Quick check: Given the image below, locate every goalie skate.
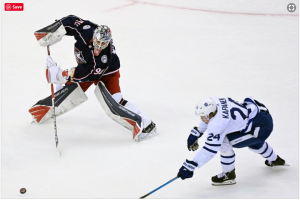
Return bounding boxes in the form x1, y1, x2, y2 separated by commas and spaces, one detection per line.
136, 121, 157, 142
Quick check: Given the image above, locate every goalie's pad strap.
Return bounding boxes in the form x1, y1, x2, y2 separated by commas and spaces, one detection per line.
94, 81, 143, 140
29, 83, 88, 123
119, 98, 128, 106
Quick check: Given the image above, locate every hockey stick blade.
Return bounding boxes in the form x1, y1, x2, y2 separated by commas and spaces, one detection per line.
56, 143, 62, 157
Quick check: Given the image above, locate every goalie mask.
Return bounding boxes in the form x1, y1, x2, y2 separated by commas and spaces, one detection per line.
195, 98, 217, 119
93, 25, 112, 56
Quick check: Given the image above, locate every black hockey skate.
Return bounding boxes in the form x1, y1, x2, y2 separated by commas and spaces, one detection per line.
265, 156, 286, 167
137, 122, 157, 141
142, 121, 156, 133
211, 169, 236, 186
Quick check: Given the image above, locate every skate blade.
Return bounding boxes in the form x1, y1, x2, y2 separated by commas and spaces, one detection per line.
212, 180, 236, 186
135, 129, 158, 142
271, 163, 290, 167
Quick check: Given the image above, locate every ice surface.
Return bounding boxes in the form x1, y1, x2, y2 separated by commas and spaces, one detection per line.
1, 0, 298, 199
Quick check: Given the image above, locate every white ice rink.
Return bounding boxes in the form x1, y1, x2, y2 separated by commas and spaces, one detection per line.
1, 0, 299, 199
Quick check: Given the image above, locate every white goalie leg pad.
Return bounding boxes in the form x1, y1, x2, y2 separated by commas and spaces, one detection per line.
113, 93, 157, 141
123, 101, 152, 128
112, 92, 152, 129
99, 92, 136, 132
124, 101, 157, 141
94, 82, 144, 140
29, 83, 88, 123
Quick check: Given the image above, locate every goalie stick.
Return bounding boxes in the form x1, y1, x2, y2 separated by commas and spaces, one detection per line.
47, 46, 62, 156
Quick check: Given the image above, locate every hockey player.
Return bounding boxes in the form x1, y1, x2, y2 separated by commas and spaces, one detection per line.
177, 96, 286, 185
29, 15, 156, 141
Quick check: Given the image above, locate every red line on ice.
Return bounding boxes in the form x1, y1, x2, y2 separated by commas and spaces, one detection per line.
106, 0, 298, 17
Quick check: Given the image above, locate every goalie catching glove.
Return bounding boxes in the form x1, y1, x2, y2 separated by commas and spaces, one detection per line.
187, 127, 203, 151
46, 55, 74, 84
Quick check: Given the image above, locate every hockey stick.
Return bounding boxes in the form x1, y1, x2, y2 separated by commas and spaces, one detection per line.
139, 177, 178, 199
47, 46, 62, 156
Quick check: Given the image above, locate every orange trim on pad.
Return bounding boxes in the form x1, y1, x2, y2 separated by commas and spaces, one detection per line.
124, 118, 141, 139
29, 105, 51, 123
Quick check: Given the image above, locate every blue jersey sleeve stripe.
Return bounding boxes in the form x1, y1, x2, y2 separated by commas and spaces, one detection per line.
221, 160, 235, 165
221, 154, 235, 158
203, 146, 217, 154
205, 142, 221, 147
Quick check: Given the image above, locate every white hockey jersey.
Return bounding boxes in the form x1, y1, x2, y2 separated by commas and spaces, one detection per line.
193, 96, 259, 168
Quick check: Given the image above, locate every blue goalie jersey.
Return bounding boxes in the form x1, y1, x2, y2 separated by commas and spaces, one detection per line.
60, 15, 120, 82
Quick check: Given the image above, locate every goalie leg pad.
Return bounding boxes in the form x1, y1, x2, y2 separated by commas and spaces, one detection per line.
29, 83, 88, 123
94, 81, 143, 140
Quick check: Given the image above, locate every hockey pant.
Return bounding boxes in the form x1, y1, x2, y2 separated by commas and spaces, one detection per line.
227, 110, 277, 162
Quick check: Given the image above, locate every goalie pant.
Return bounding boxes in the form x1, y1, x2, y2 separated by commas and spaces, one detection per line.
29, 71, 152, 138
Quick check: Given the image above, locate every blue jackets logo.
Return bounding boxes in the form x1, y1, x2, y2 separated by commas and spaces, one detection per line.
83, 25, 91, 30
101, 55, 108, 63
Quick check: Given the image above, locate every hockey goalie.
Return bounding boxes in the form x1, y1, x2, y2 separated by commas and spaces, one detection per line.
29, 15, 157, 141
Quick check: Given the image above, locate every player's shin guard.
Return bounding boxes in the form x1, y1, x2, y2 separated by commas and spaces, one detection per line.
248, 142, 277, 163
29, 83, 88, 123
220, 150, 235, 173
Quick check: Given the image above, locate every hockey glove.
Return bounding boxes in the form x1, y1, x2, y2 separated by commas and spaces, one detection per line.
46, 55, 69, 85
187, 127, 203, 151
177, 159, 198, 180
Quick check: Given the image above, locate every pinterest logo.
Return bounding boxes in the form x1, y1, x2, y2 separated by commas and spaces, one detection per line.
5, 4, 11, 10
4, 3, 23, 11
